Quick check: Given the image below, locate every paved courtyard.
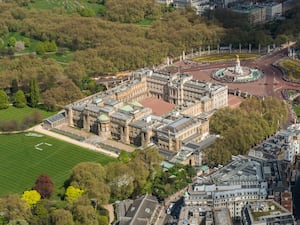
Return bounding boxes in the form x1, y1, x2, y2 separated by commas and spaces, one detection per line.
140, 97, 176, 116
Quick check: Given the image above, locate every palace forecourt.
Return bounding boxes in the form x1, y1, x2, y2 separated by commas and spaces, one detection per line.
44, 69, 228, 162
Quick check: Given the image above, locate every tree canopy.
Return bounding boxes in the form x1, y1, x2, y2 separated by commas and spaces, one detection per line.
205, 97, 289, 167
33, 174, 54, 199
14, 90, 27, 108
21, 190, 41, 207
70, 162, 110, 205
0, 90, 9, 109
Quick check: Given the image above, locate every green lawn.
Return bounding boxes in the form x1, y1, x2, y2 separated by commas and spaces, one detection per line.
4, 32, 39, 52
0, 106, 54, 123
293, 104, 300, 117
28, 0, 105, 15
193, 53, 262, 63
278, 58, 300, 81
41, 51, 73, 64
29, 0, 79, 11
0, 132, 116, 197
136, 18, 156, 27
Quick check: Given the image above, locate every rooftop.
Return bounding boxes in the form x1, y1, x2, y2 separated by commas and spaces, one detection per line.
214, 208, 232, 225
246, 200, 293, 222
210, 155, 263, 184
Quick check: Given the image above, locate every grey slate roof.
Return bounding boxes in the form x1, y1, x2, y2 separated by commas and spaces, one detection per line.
119, 194, 159, 225
44, 112, 66, 124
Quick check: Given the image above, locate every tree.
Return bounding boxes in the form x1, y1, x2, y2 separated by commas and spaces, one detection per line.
36, 43, 45, 55
64, 62, 86, 88
106, 162, 135, 200
7, 220, 28, 225
118, 150, 131, 163
8, 36, 17, 47
78, 8, 96, 17
51, 209, 74, 225
65, 186, 84, 202
72, 205, 99, 225
33, 174, 54, 199
23, 37, 30, 47
31, 201, 49, 225
41, 79, 84, 111
0, 194, 32, 222
205, 97, 289, 167
128, 158, 150, 194
15, 41, 25, 51
36, 41, 57, 54
134, 146, 163, 179
70, 162, 110, 204
14, 90, 27, 108
11, 79, 19, 94
0, 38, 4, 49
29, 78, 40, 108
99, 215, 109, 225
0, 89, 9, 109
21, 190, 41, 207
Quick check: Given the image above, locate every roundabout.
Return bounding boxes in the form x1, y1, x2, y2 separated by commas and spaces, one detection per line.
212, 55, 262, 83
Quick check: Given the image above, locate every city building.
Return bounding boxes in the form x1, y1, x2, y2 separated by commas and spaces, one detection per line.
281, 191, 293, 213
264, 2, 282, 20
116, 194, 160, 225
231, 4, 266, 24
184, 155, 268, 219
156, 0, 174, 5
241, 200, 295, 225
213, 0, 239, 8
249, 124, 300, 164
214, 208, 233, 225
173, 0, 212, 15
225, 2, 282, 24
48, 69, 227, 153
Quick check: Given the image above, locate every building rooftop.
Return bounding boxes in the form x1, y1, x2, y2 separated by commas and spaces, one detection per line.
98, 114, 109, 121
120, 105, 134, 112
119, 194, 159, 225
214, 208, 233, 225
210, 155, 263, 184
245, 200, 294, 223
44, 112, 65, 124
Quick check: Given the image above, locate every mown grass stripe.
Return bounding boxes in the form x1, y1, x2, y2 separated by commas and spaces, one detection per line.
0, 132, 116, 198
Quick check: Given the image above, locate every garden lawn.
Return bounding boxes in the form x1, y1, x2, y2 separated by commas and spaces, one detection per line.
0, 132, 115, 197
193, 53, 261, 63
278, 58, 300, 81
0, 106, 54, 123
293, 104, 300, 117
29, 0, 79, 10
29, 0, 105, 14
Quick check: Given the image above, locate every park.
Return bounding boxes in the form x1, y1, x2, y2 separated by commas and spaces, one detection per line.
0, 132, 115, 197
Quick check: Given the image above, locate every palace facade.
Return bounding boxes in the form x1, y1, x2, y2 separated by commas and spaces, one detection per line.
47, 69, 228, 152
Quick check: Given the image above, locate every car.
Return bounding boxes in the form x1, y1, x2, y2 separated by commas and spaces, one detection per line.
166, 203, 175, 215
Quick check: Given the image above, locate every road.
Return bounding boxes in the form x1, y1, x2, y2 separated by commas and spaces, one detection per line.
173, 48, 300, 99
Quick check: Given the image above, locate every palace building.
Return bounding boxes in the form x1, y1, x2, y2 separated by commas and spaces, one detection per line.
45, 69, 228, 153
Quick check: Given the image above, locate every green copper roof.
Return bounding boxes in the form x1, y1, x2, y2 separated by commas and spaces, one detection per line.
184, 191, 190, 198
130, 101, 143, 107
98, 114, 109, 121
120, 105, 134, 112
160, 161, 174, 169
201, 165, 209, 171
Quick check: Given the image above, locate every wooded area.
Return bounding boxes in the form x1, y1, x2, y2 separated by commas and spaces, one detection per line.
205, 97, 289, 166
0, 2, 299, 109
0, 147, 194, 225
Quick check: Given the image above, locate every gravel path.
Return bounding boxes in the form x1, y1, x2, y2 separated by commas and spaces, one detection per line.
29, 124, 118, 158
